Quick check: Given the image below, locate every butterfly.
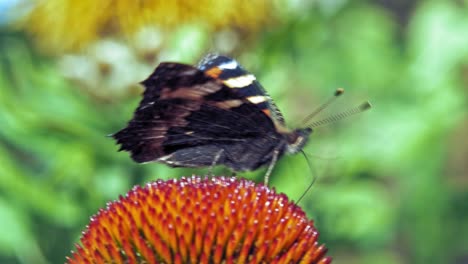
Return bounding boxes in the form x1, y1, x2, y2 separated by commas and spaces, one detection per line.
112, 54, 370, 184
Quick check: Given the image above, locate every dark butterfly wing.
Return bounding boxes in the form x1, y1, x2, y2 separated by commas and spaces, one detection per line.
198, 54, 286, 126
113, 62, 279, 168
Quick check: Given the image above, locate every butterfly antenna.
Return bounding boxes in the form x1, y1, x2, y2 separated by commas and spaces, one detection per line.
300, 88, 345, 125
307, 101, 372, 129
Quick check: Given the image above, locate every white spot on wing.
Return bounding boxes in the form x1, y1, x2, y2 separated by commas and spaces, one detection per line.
218, 60, 238, 69
223, 74, 256, 88
246, 95, 267, 104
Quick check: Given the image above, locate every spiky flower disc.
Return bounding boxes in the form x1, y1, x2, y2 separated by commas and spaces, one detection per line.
67, 176, 331, 264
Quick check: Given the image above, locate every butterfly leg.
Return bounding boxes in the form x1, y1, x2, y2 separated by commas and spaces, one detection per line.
209, 149, 224, 176
264, 149, 279, 185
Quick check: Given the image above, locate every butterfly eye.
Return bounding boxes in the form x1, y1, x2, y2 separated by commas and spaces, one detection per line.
286, 133, 299, 144
286, 131, 310, 155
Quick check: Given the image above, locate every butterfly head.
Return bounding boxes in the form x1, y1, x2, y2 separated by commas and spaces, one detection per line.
285, 128, 312, 154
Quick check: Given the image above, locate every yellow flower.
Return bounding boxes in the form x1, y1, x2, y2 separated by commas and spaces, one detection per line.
23, 0, 274, 53
67, 176, 331, 263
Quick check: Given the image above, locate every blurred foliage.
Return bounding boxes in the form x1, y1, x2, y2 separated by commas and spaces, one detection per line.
0, 0, 467, 263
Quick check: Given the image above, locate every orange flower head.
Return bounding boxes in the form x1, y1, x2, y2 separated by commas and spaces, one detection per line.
67, 176, 331, 264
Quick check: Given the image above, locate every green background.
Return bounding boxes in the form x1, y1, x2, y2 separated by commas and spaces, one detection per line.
1, 1, 467, 263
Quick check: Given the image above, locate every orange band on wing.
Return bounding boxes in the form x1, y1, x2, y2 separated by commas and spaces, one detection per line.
204, 67, 222, 78
262, 109, 271, 117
